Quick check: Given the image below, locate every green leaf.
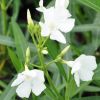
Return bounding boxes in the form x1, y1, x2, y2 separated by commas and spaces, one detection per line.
11, 20, 28, 64
70, 78, 91, 97
0, 35, 14, 47
46, 40, 67, 81
8, 48, 23, 72
77, 0, 100, 12
44, 86, 56, 100
73, 96, 100, 100
83, 86, 100, 92
12, 0, 20, 21
72, 24, 100, 32
93, 64, 100, 80
0, 78, 16, 100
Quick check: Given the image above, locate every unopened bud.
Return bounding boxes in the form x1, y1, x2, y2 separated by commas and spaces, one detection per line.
25, 47, 30, 65
41, 47, 48, 55
58, 45, 70, 57
42, 49, 48, 55
27, 9, 34, 25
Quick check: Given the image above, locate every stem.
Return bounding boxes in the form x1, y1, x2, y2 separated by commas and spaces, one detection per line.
6, 0, 13, 9
37, 47, 63, 99
46, 58, 61, 67
29, 63, 41, 68
41, 36, 49, 47
65, 67, 71, 100
1, 0, 7, 35
65, 83, 70, 100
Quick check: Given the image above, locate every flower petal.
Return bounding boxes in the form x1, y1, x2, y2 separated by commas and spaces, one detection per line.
39, 22, 50, 36
39, 0, 43, 7
76, 54, 97, 71
36, 7, 46, 12
55, 0, 69, 8
79, 69, 94, 81
32, 82, 46, 96
55, 8, 71, 22
30, 69, 45, 82
59, 18, 75, 33
71, 61, 81, 74
74, 72, 80, 87
50, 30, 66, 44
16, 81, 31, 98
44, 7, 55, 23
36, 0, 46, 12
11, 73, 25, 87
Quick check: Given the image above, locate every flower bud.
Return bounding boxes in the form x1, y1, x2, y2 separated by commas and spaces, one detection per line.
27, 9, 34, 33
27, 9, 34, 25
42, 49, 48, 55
25, 47, 30, 65
58, 45, 70, 58
41, 47, 48, 55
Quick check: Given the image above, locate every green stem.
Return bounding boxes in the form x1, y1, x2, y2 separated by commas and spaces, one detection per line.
6, 0, 13, 9
1, 0, 7, 35
46, 58, 61, 67
41, 36, 49, 47
37, 47, 63, 99
65, 68, 71, 100
29, 63, 41, 68
65, 83, 70, 100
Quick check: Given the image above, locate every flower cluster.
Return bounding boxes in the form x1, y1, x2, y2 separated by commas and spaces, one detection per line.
37, 0, 75, 44
11, 0, 97, 99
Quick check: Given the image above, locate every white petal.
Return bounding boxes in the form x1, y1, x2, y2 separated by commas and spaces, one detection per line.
55, 0, 69, 8
79, 69, 94, 81
39, 22, 50, 36
44, 7, 55, 23
50, 30, 66, 44
39, 0, 43, 7
30, 69, 45, 82
22, 70, 37, 78
32, 81, 46, 96
76, 54, 97, 71
55, 8, 71, 23
36, 7, 46, 12
16, 81, 31, 98
11, 73, 25, 87
71, 61, 81, 74
74, 72, 80, 87
36, 0, 46, 12
59, 18, 75, 33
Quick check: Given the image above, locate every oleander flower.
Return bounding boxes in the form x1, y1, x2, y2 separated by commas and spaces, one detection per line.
11, 69, 46, 98
37, 0, 75, 44
67, 54, 97, 87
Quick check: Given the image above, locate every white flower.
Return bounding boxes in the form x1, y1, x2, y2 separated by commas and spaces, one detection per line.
11, 69, 46, 98
37, 0, 75, 44
67, 54, 97, 87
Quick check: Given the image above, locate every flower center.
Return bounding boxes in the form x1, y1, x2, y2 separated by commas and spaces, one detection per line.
49, 22, 57, 32
25, 75, 32, 81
